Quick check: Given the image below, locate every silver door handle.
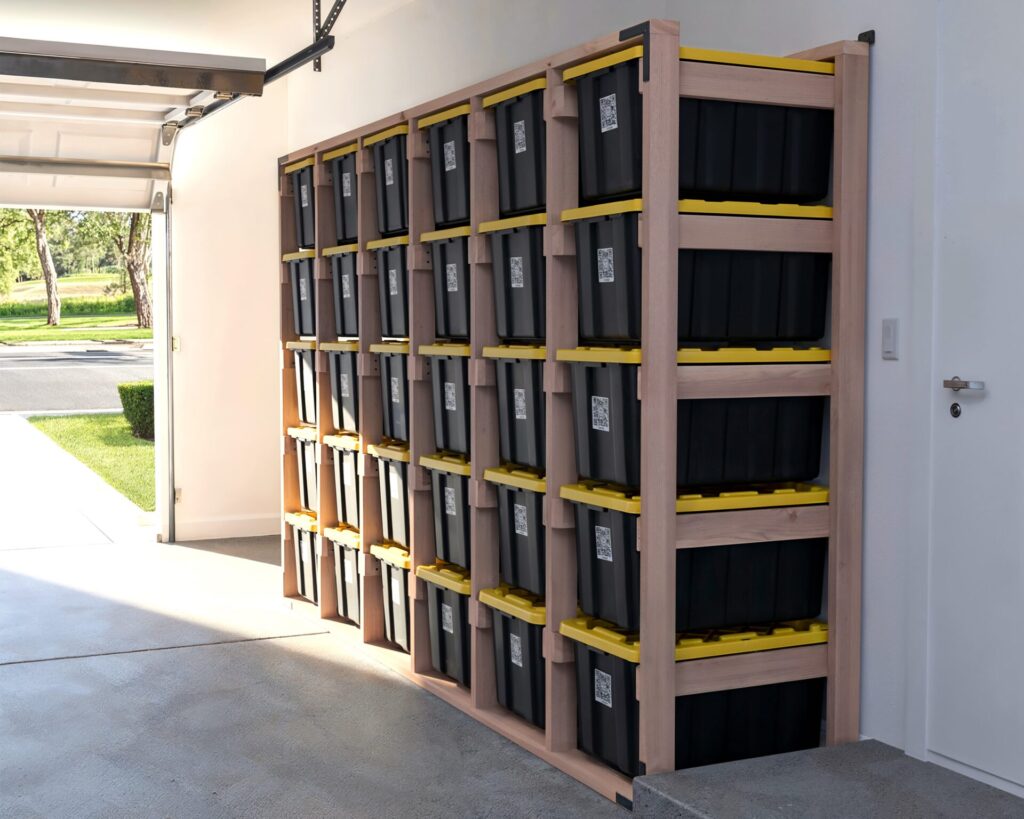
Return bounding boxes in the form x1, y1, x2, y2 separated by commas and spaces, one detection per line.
943, 376, 985, 392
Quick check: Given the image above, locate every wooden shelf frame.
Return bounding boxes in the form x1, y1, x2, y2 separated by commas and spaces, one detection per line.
277, 20, 868, 804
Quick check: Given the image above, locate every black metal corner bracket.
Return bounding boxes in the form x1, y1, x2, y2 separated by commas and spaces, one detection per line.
858, 30, 876, 45
313, 0, 347, 71
619, 21, 651, 82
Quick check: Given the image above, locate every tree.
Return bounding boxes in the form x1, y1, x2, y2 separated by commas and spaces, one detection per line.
76, 212, 153, 328
25, 209, 61, 325
0, 210, 35, 297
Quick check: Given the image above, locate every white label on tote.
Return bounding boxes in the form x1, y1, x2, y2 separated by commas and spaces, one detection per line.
514, 503, 528, 536
300, 184, 309, 208
510, 633, 523, 667
444, 381, 457, 411
510, 256, 525, 288
344, 558, 354, 583
342, 171, 353, 197
445, 263, 459, 292
341, 274, 352, 299
388, 268, 399, 296
384, 157, 395, 186
595, 525, 613, 562
599, 93, 618, 133
444, 486, 457, 516
513, 388, 528, 420
390, 469, 403, 498
594, 668, 613, 708
513, 120, 527, 154
390, 376, 400, 404
443, 140, 457, 172
298, 277, 309, 302
591, 395, 610, 432
442, 602, 454, 634
597, 247, 615, 283
339, 372, 351, 398
391, 573, 403, 600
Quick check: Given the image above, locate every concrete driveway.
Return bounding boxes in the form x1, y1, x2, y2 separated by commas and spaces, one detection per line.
0, 342, 152, 413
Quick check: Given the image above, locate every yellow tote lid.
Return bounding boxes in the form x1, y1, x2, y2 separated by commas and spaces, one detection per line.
563, 45, 644, 82
323, 432, 361, 451
367, 440, 411, 463
561, 199, 643, 222
323, 525, 361, 549
478, 213, 547, 233
284, 157, 314, 173
323, 243, 359, 256
370, 542, 411, 570
556, 346, 641, 365
679, 199, 833, 220
482, 77, 546, 108
479, 585, 546, 625
420, 225, 471, 243
370, 341, 410, 354
363, 123, 409, 146
560, 481, 830, 515
321, 340, 359, 352
323, 142, 359, 161
482, 344, 547, 361
420, 452, 471, 477
560, 616, 828, 663
366, 234, 409, 250
679, 45, 834, 76
678, 347, 831, 364
419, 342, 471, 357
416, 562, 472, 595
287, 425, 319, 442
285, 340, 317, 351
483, 465, 546, 494
285, 511, 318, 533
282, 249, 316, 262
418, 103, 471, 129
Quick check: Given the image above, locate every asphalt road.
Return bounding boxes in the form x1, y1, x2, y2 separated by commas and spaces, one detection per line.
0, 343, 153, 413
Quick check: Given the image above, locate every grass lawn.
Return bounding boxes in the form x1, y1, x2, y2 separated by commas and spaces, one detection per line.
0, 314, 150, 344
29, 413, 155, 511
11, 271, 122, 301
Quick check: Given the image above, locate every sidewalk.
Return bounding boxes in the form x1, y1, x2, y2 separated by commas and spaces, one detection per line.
0, 414, 153, 549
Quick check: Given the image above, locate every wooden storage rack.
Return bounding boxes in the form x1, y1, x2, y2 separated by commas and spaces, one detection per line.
277, 20, 868, 805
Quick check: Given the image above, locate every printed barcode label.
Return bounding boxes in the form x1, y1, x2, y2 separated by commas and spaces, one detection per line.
344, 558, 354, 583
390, 376, 400, 404
444, 486, 457, 516
591, 395, 610, 432
513, 387, 528, 420
444, 381, 457, 412
513, 120, 527, 154
510, 256, 525, 288
599, 93, 618, 133
443, 140, 457, 172
384, 157, 394, 186
597, 247, 615, 283
594, 668, 613, 708
595, 525, 613, 562
388, 268, 399, 296
510, 633, 523, 667
391, 572, 402, 600
442, 602, 454, 634
300, 183, 309, 208
341, 273, 352, 299
339, 372, 350, 398
514, 503, 528, 537
298, 277, 309, 302
445, 263, 459, 292
342, 171, 352, 197
390, 469, 403, 498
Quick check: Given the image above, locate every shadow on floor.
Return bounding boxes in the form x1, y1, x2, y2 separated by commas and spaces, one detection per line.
173, 534, 281, 566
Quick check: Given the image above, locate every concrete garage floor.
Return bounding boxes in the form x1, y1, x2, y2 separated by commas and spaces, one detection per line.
0, 535, 622, 818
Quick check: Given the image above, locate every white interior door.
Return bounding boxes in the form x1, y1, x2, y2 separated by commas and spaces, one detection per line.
927, 8, 1024, 791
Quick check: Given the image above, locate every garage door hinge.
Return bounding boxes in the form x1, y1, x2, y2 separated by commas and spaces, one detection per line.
174, 488, 182, 504
171, 336, 181, 352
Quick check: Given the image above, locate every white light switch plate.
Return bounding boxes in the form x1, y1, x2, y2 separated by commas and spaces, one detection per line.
882, 318, 899, 360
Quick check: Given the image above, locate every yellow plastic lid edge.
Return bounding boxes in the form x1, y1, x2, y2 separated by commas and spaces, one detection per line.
285, 511, 318, 532
482, 77, 547, 108
420, 225, 472, 243
478, 212, 548, 233
284, 157, 315, 173
323, 243, 359, 256
418, 103, 472, 129
482, 345, 547, 360
366, 234, 410, 250
369, 341, 410, 354
363, 123, 409, 146
559, 616, 640, 663
484, 466, 546, 494
479, 587, 546, 625
323, 143, 359, 162
419, 453, 471, 477
561, 199, 644, 222
679, 45, 834, 75
563, 45, 644, 82
282, 249, 316, 262
416, 563, 472, 595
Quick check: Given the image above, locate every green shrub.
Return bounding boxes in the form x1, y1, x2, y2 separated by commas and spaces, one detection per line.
0, 295, 135, 317
118, 381, 154, 440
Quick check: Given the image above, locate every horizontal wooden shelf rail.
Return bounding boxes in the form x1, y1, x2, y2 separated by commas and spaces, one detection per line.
672, 644, 829, 697
675, 504, 831, 550
678, 60, 835, 108
677, 213, 833, 252
667, 363, 832, 400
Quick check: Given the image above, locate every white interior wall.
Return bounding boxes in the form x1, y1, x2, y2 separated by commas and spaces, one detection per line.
286, 0, 939, 764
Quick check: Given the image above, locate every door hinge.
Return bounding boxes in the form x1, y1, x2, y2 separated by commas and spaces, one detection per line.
174, 488, 182, 504
171, 336, 181, 352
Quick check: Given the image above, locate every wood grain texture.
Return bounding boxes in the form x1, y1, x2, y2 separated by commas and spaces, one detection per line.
787, 40, 869, 62
678, 213, 833, 252
666, 363, 832, 400
673, 645, 828, 696
637, 24, 682, 775
826, 50, 869, 745
675, 505, 830, 550
679, 60, 834, 109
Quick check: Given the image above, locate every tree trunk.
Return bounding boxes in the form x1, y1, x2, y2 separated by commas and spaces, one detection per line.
26, 209, 60, 326
125, 213, 153, 329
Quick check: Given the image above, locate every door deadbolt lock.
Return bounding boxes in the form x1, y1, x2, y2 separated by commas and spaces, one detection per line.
950, 402, 962, 418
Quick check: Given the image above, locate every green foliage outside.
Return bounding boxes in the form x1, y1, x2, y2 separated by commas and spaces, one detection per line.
118, 380, 155, 440
0, 295, 135, 317
29, 414, 155, 511
0, 314, 151, 344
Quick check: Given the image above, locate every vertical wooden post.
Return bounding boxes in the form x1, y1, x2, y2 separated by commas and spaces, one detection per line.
637, 20, 680, 775
826, 48, 869, 744
468, 97, 501, 708
544, 66, 581, 753
279, 169, 300, 598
